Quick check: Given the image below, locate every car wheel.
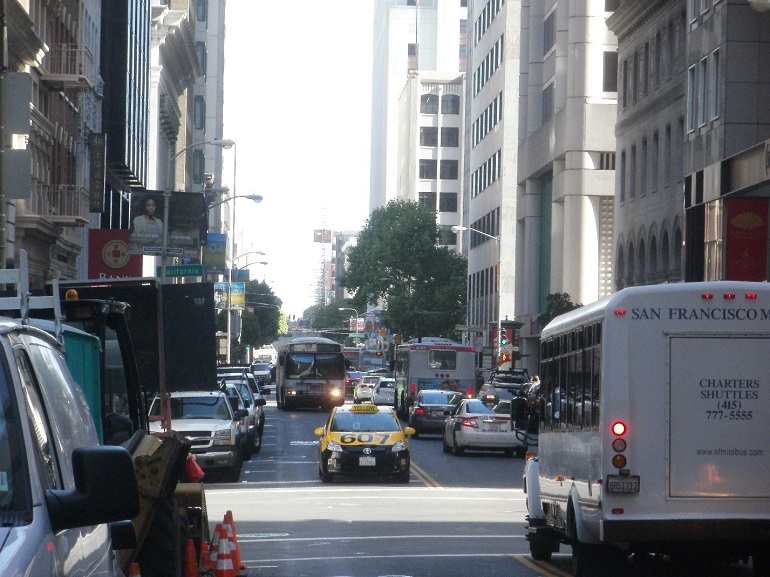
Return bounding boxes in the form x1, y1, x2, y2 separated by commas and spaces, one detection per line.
411, 428, 420, 439
452, 432, 465, 456
319, 464, 333, 483
442, 431, 452, 453
396, 470, 410, 483
226, 455, 243, 483
252, 431, 262, 454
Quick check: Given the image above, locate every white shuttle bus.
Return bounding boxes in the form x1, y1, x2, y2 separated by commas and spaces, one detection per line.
524, 282, 770, 576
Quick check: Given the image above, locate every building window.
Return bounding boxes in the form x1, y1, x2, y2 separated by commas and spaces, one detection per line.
622, 59, 629, 107
418, 191, 437, 209
632, 49, 639, 103
542, 82, 554, 125
710, 48, 720, 120
620, 150, 626, 202
193, 150, 204, 184
642, 42, 649, 96
439, 224, 458, 245
419, 160, 438, 180
698, 57, 707, 127
687, 64, 696, 132
663, 124, 671, 184
194, 96, 205, 130
630, 145, 636, 199
441, 94, 460, 114
440, 160, 458, 180
196, 0, 207, 22
439, 192, 458, 213
420, 94, 439, 114
641, 138, 648, 195
196, 42, 206, 75
408, 43, 418, 70
652, 131, 659, 192
420, 127, 438, 147
543, 11, 555, 55
603, 51, 618, 92
441, 127, 459, 147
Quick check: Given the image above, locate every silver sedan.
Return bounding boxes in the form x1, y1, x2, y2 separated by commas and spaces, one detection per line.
442, 398, 526, 457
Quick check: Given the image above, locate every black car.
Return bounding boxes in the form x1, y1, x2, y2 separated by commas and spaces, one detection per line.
408, 389, 464, 437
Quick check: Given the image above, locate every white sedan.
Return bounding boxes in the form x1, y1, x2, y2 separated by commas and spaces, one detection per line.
442, 398, 526, 457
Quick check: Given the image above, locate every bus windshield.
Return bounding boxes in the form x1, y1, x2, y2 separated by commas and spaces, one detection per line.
286, 353, 345, 380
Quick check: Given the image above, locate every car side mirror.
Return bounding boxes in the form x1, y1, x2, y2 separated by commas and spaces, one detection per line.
254, 398, 266, 407
314, 427, 325, 436
235, 408, 249, 420
46, 446, 140, 532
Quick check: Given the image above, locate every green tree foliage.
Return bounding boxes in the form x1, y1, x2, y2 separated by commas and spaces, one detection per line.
217, 279, 282, 361
537, 292, 582, 328
301, 299, 361, 345
339, 200, 466, 340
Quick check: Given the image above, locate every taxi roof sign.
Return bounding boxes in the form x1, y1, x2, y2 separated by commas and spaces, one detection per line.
348, 404, 379, 413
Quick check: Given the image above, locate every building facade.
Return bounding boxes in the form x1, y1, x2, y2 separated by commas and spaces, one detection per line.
515, 1, 618, 374
397, 71, 465, 245
370, 0, 468, 212
456, 0, 521, 356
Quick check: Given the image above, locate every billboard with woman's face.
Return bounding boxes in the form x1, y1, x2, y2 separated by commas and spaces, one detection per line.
129, 191, 207, 257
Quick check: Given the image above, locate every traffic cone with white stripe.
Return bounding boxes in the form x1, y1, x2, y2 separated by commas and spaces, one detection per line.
183, 538, 198, 577
224, 510, 246, 575
214, 523, 235, 577
209, 523, 222, 571
200, 539, 213, 572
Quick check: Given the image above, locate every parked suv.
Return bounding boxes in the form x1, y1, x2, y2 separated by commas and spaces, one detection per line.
148, 391, 248, 482
0, 316, 140, 574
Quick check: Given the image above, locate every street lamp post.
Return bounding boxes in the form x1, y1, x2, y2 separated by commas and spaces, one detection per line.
452, 225, 502, 361
338, 307, 361, 337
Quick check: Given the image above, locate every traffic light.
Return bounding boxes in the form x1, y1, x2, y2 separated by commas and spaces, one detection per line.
500, 328, 509, 346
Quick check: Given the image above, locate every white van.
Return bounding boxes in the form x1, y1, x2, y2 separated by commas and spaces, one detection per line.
0, 319, 139, 575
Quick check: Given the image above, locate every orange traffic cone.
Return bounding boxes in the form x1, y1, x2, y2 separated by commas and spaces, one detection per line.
209, 523, 222, 571
128, 562, 142, 577
184, 538, 198, 577
200, 539, 213, 571
214, 523, 235, 577
224, 510, 246, 574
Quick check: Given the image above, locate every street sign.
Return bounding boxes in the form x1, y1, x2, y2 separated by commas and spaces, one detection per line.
157, 264, 204, 277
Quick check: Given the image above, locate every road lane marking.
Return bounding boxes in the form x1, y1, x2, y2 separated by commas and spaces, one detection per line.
239, 553, 521, 564
514, 554, 572, 577
238, 534, 521, 543
410, 461, 442, 488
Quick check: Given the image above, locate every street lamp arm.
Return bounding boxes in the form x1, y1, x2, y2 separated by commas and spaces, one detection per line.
171, 138, 235, 162
451, 225, 499, 242
338, 307, 361, 316
208, 194, 263, 210
238, 261, 268, 270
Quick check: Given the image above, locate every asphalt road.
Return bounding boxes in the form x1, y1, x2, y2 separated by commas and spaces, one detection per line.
202, 401, 754, 577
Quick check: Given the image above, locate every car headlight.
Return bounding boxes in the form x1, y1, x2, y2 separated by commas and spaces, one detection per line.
326, 440, 343, 453
391, 441, 407, 453
213, 428, 234, 446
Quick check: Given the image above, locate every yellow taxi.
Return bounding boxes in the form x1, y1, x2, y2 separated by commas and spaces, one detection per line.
314, 403, 416, 483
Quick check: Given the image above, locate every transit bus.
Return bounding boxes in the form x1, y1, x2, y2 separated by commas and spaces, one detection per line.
393, 337, 477, 419
342, 346, 361, 370
358, 347, 388, 372
276, 337, 346, 411
524, 282, 770, 576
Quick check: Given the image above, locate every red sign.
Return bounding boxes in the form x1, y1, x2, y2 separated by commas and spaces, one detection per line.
88, 229, 143, 279
725, 198, 768, 281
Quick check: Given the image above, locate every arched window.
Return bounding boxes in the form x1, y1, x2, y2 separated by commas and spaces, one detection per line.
638, 238, 647, 285
615, 245, 626, 291
421, 94, 439, 114
441, 94, 460, 114
661, 231, 670, 276
627, 242, 635, 287
649, 235, 658, 280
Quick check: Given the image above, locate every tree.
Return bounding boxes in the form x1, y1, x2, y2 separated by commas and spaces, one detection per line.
217, 279, 282, 361
537, 292, 582, 328
339, 200, 466, 340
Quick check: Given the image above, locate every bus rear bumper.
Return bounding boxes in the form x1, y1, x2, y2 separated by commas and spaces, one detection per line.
601, 518, 770, 543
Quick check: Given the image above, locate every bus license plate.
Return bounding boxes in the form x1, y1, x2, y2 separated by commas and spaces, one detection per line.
359, 456, 376, 466
606, 475, 640, 493
309, 384, 322, 391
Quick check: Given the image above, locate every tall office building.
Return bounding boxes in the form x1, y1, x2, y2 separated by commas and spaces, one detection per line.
458, 0, 521, 353
370, 0, 468, 212
515, 1, 618, 373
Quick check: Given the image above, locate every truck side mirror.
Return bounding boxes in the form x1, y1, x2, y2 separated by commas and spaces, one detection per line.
46, 446, 140, 532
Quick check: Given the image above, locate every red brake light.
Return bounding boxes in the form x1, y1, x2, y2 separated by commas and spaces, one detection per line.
613, 309, 626, 315
461, 417, 478, 428
723, 293, 735, 300
410, 383, 416, 393
415, 407, 425, 416
702, 293, 714, 300
611, 421, 626, 436
746, 293, 758, 300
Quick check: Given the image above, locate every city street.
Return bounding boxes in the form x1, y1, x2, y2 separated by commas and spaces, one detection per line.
203, 402, 754, 577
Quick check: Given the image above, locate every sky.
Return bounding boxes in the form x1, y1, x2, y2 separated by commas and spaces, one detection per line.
222, 2, 374, 320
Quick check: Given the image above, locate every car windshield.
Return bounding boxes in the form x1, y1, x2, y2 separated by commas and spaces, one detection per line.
285, 353, 345, 380
377, 382, 395, 389
421, 391, 463, 405
149, 396, 231, 420
252, 363, 270, 372
330, 412, 401, 432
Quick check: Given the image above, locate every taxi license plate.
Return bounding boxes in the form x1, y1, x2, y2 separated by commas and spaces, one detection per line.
606, 475, 640, 493
359, 456, 376, 466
